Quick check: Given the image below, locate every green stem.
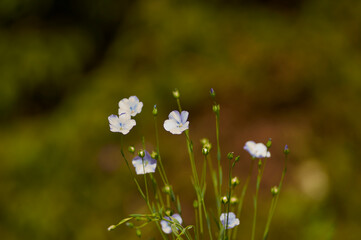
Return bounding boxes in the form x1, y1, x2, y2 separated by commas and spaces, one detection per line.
215, 112, 222, 217
225, 156, 233, 239
251, 159, 267, 240
263, 154, 288, 240
232, 159, 254, 240
154, 115, 169, 186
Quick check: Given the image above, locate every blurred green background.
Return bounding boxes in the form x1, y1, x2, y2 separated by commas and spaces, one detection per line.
1, 0, 361, 239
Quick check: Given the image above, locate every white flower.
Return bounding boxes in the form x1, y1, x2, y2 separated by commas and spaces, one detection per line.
160, 214, 183, 234
244, 141, 271, 158
108, 113, 136, 135
118, 96, 143, 117
220, 212, 240, 229
163, 110, 189, 134
132, 150, 157, 175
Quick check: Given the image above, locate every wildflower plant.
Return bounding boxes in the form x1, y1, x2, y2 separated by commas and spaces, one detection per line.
106, 89, 289, 240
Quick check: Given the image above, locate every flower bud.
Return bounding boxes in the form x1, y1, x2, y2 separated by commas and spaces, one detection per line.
172, 89, 180, 99
163, 185, 171, 194
138, 150, 145, 158
284, 145, 290, 155
152, 104, 158, 116
165, 209, 173, 216
221, 196, 228, 204
227, 152, 234, 160
128, 146, 135, 154
151, 151, 158, 159
271, 186, 279, 196
193, 200, 199, 208
108, 225, 116, 231
234, 155, 240, 162
212, 104, 220, 114
231, 177, 240, 187
230, 197, 239, 205
266, 138, 272, 148
210, 88, 216, 98
136, 229, 142, 238
202, 147, 209, 156
126, 222, 134, 228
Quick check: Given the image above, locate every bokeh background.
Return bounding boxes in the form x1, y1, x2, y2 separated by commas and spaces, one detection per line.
1, 0, 361, 239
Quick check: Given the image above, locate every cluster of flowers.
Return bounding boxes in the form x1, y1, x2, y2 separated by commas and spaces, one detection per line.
107, 94, 280, 237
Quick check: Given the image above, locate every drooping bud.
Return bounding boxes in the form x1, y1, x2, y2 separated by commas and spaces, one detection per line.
152, 104, 158, 116
234, 155, 240, 162
266, 138, 272, 148
221, 196, 228, 204
231, 177, 240, 187
138, 150, 145, 158
284, 145, 290, 155
202, 147, 209, 156
227, 152, 234, 160
172, 89, 180, 99
128, 146, 135, 154
210, 88, 216, 98
271, 186, 279, 196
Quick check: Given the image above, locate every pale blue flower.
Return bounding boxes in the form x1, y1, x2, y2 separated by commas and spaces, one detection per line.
220, 212, 240, 229
244, 141, 271, 158
163, 110, 189, 134
132, 150, 157, 175
108, 113, 136, 135
118, 96, 143, 117
160, 214, 183, 234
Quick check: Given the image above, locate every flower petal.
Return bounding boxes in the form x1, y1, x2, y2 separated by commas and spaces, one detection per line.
168, 110, 181, 123
180, 111, 189, 124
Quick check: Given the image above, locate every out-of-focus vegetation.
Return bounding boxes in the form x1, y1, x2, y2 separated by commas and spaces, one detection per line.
1, 0, 361, 239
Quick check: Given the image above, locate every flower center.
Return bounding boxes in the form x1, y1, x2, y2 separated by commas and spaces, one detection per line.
179, 123, 183, 127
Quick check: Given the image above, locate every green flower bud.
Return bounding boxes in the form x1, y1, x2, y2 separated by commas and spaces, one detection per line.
221, 196, 228, 204
151, 151, 158, 159
200, 138, 210, 146
107, 225, 116, 231
152, 104, 158, 116
172, 89, 180, 99
202, 147, 209, 156
230, 197, 239, 205
128, 146, 135, 154
163, 185, 171, 194
212, 104, 220, 114
266, 138, 272, 148
165, 209, 173, 216
126, 222, 134, 228
271, 186, 279, 196
227, 152, 234, 159
138, 150, 145, 158
193, 200, 199, 208
136, 229, 142, 238
234, 155, 240, 162
231, 177, 240, 187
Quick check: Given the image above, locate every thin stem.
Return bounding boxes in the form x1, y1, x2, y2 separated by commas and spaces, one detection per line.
225, 156, 233, 239
215, 112, 222, 217
263, 154, 288, 240
120, 136, 167, 240
251, 158, 267, 240
154, 115, 169, 185
232, 159, 255, 240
